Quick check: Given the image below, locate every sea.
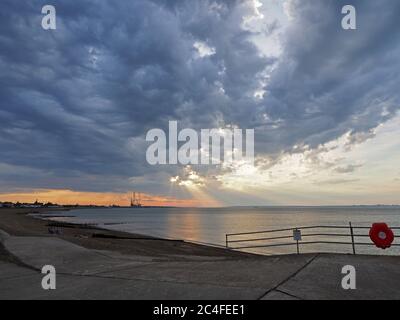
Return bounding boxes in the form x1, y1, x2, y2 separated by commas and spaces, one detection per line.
44, 206, 400, 256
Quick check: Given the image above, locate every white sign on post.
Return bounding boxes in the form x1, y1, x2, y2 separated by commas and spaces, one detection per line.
293, 229, 302, 241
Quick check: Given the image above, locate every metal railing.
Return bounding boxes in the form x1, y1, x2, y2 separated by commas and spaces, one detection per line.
225, 223, 400, 255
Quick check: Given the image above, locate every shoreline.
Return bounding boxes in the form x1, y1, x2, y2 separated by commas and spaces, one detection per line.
0, 208, 255, 260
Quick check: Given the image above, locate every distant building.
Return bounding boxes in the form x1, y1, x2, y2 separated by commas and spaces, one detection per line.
130, 192, 142, 208
0, 202, 13, 208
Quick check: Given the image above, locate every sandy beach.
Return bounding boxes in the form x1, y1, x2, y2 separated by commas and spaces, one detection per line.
0, 208, 252, 260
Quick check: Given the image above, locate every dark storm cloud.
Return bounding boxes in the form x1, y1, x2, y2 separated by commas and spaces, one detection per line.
0, 0, 399, 193
257, 0, 400, 154
0, 0, 270, 192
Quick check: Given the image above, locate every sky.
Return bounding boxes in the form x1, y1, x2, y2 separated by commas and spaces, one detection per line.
0, 0, 400, 206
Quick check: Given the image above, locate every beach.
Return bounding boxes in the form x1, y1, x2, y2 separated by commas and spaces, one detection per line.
0, 208, 250, 259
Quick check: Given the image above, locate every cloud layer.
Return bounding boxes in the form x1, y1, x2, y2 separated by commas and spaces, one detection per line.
0, 0, 399, 202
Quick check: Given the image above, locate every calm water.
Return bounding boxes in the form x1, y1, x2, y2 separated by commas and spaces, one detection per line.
45, 206, 400, 256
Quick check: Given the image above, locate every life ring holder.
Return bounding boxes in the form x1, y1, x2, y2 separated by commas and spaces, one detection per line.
369, 223, 394, 249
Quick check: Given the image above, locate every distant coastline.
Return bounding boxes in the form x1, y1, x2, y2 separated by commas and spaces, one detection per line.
0, 200, 178, 210
1, 200, 400, 210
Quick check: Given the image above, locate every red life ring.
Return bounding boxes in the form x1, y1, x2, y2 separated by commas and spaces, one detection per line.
369, 223, 394, 249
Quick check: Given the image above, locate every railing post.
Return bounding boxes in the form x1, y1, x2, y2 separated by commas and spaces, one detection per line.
293, 228, 301, 254
349, 222, 356, 255
225, 234, 228, 248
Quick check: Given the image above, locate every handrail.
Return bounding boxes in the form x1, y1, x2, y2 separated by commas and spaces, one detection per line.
226, 225, 400, 237
225, 223, 400, 255
227, 233, 374, 244
231, 241, 400, 250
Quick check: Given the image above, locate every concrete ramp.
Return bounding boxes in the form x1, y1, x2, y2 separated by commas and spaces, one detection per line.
269, 253, 400, 300
3, 236, 154, 275
2, 232, 400, 299
0, 230, 10, 243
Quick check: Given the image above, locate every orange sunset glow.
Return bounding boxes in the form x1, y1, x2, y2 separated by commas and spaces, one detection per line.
0, 189, 206, 207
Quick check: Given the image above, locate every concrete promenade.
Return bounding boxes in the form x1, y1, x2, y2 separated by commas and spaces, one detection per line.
1, 229, 399, 300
